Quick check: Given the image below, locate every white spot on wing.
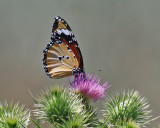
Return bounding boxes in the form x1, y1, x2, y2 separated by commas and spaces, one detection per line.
75, 44, 78, 47
57, 30, 62, 35
55, 16, 59, 19
61, 29, 70, 35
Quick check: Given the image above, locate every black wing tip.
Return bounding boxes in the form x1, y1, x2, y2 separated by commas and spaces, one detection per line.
54, 16, 66, 24
54, 16, 62, 20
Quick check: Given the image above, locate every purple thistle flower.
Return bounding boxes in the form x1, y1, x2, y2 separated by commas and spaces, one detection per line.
70, 73, 110, 102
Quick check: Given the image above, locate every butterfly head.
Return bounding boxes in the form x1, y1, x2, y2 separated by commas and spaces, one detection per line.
72, 68, 85, 78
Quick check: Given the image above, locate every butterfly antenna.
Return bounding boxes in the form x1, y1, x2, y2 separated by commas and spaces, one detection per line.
89, 69, 101, 74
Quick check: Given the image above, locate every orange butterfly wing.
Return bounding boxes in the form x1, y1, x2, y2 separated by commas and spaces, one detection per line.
43, 16, 83, 78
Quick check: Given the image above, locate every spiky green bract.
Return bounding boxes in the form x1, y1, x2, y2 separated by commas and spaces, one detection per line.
34, 86, 96, 127
0, 101, 30, 128
126, 119, 139, 128
103, 90, 151, 127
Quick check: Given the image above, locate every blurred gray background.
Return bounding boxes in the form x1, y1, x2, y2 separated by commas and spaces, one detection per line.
0, 0, 160, 127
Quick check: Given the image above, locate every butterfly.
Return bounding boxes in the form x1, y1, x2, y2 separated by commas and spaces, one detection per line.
43, 16, 84, 78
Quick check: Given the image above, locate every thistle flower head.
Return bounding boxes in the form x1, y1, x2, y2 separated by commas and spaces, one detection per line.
70, 73, 109, 102
34, 86, 85, 125
103, 90, 152, 127
0, 101, 30, 128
